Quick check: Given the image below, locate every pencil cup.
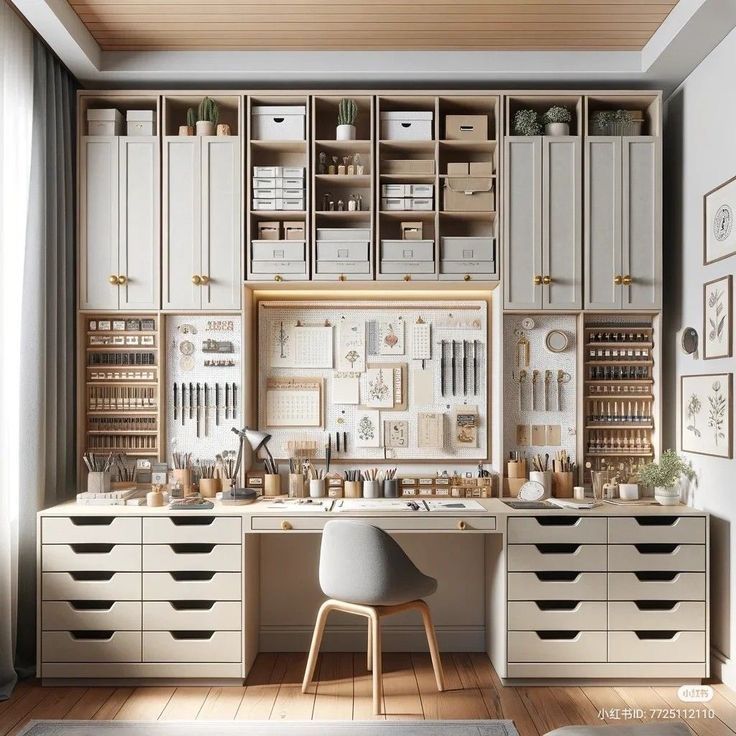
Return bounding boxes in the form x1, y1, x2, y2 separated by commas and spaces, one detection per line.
344, 480, 362, 498
363, 480, 382, 499
264, 474, 281, 497
507, 460, 527, 479
309, 479, 326, 498
573, 486, 586, 500
529, 470, 552, 498
383, 479, 399, 498
199, 478, 218, 498
618, 483, 639, 501
289, 473, 306, 498
220, 478, 233, 492
552, 471, 573, 499
172, 468, 193, 496
87, 471, 111, 494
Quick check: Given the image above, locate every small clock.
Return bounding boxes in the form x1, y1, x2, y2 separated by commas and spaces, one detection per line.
518, 480, 545, 502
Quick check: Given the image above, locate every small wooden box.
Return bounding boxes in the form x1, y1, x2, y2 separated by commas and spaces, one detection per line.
401, 221, 423, 240
284, 221, 306, 240
257, 221, 281, 240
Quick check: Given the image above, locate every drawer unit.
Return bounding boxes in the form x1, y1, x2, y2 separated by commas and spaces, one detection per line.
251, 241, 305, 261
608, 544, 706, 572
608, 601, 706, 631
143, 601, 241, 631
316, 241, 369, 261
42, 516, 141, 544
143, 543, 241, 572
42, 601, 142, 631
507, 572, 607, 601
143, 572, 241, 601
380, 183, 434, 198
252, 198, 304, 211
253, 177, 304, 189
441, 236, 495, 262
608, 572, 706, 601
42, 572, 141, 601
143, 516, 241, 545
253, 166, 305, 178
251, 516, 496, 532
381, 239, 434, 262
42, 544, 141, 572
507, 516, 607, 545
608, 631, 706, 663
508, 601, 606, 631
143, 631, 241, 663
608, 516, 706, 544
508, 631, 607, 663
250, 260, 307, 276
317, 227, 372, 241
507, 544, 607, 572
42, 631, 142, 662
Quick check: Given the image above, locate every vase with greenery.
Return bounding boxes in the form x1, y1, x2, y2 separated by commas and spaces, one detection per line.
513, 109, 541, 136
638, 449, 695, 506
336, 98, 358, 140
592, 109, 634, 136
196, 96, 219, 136
542, 105, 572, 136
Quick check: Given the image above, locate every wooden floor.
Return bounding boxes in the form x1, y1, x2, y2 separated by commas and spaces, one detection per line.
2, 653, 736, 735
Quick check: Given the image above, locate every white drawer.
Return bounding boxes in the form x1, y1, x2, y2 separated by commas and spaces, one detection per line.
143, 631, 241, 663
608, 544, 706, 572
381, 183, 408, 197
608, 601, 706, 631
317, 227, 371, 241
315, 260, 371, 274
608, 516, 706, 544
316, 241, 369, 261
42, 572, 141, 601
440, 260, 495, 274
408, 183, 434, 197
42, 516, 141, 544
143, 601, 241, 630
42, 631, 141, 663
42, 544, 141, 572
507, 601, 606, 631
143, 517, 241, 544
508, 544, 607, 572
608, 572, 706, 601
379, 260, 436, 274
142, 572, 241, 601
143, 544, 241, 572
250, 516, 496, 532
441, 236, 495, 261
507, 517, 607, 544
408, 197, 433, 211
252, 177, 304, 189
251, 240, 305, 261
382, 197, 409, 211
250, 260, 307, 274
608, 631, 706, 663
381, 239, 434, 262
508, 631, 607, 663
42, 601, 141, 631
507, 572, 607, 601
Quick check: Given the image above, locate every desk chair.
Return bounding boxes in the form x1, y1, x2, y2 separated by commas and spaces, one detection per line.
301, 519, 445, 715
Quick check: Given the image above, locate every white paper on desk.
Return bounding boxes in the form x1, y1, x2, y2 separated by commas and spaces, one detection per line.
332, 374, 360, 405
411, 367, 434, 405
425, 499, 485, 512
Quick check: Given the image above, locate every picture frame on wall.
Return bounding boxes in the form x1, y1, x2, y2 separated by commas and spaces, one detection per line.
703, 275, 733, 360
704, 175, 736, 265
681, 373, 733, 458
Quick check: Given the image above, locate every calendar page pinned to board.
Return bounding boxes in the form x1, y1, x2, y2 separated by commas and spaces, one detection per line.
257, 300, 489, 462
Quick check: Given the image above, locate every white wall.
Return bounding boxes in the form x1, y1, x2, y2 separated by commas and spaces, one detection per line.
663, 25, 736, 688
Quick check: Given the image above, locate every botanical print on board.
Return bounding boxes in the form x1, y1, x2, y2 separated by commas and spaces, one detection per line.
378, 319, 405, 355
704, 275, 732, 359
355, 409, 381, 448
704, 175, 736, 264
681, 373, 733, 458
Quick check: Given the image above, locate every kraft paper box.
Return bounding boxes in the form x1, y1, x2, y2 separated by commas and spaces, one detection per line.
257, 221, 281, 240
446, 162, 470, 176
445, 114, 488, 141
443, 177, 495, 212
469, 161, 494, 176
283, 221, 306, 240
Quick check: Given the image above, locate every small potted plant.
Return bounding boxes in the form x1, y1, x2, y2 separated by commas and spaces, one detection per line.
336, 98, 358, 140
542, 106, 572, 136
179, 107, 196, 136
592, 109, 634, 136
513, 108, 541, 136
196, 96, 219, 136
638, 449, 695, 506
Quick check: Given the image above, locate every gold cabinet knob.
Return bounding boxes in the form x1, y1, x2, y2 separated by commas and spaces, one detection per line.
614, 275, 623, 285
192, 274, 202, 285
542, 275, 552, 285
622, 274, 633, 286
339, 274, 346, 281
534, 275, 543, 286
109, 275, 119, 285
403, 274, 411, 281
274, 274, 283, 282
457, 520, 467, 531
116, 275, 127, 285
464, 274, 471, 281
199, 275, 210, 285
281, 520, 293, 531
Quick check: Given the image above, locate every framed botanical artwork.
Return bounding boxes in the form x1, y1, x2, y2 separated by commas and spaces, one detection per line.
704, 175, 736, 265
704, 275, 733, 360
681, 373, 733, 458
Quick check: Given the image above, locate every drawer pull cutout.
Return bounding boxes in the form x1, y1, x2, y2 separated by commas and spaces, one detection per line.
169, 544, 216, 554
170, 631, 215, 640
70, 630, 114, 640
69, 517, 115, 526
634, 544, 679, 554
169, 517, 215, 526
535, 544, 581, 554
69, 600, 114, 611
169, 571, 216, 582
536, 571, 581, 582
70, 571, 115, 582
536, 601, 580, 611
635, 571, 679, 582
534, 517, 581, 527
170, 601, 216, 611
635, 631, 678, 640
634, 600, 677, 611
70, 543, 115, 554
537, 631, 580, 640
635, 517, 678, 527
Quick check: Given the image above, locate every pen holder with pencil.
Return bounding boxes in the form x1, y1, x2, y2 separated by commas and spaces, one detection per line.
87, 471, 111, 494
288, 473, 306, 498
264, 473, 281, 497
363, 480, 382, 499
552, 471, 574, 498
172, 468, 193, 496
507, 460, 527, 479
529, 470, 552, 498
344, 480, 362, 498
309, 479, 326, 498
199, 478, 218, 498
383, 479, 399, 498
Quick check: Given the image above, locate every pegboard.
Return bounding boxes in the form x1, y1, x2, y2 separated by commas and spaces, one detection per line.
165, 315, 242, 465
257, 300, 488, 462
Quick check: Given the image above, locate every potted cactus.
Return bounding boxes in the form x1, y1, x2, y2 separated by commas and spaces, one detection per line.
542, 105, 572, 136
179, 107, 196, 136
336, 98, 358, 140
638, 450, 695, 506
196, 96, 219, 136
513, 108, 541, 136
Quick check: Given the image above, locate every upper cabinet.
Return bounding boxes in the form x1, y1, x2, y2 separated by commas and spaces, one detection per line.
504, 96, 582, 310
162, 95, 242, 310
584, 95, 662, 311
79, 96, 160, 311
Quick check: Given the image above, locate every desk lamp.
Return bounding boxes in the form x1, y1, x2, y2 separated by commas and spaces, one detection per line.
225, 427, 274, 503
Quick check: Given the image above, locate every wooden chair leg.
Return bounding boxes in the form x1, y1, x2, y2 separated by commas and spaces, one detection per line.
302, 600, 333, 693
417, 600, 445, 692
367, 619, 372, 672
369, 609, 382, 715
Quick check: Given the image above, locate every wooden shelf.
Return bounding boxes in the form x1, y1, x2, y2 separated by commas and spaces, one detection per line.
585, 379, 654, 385
585, 395, 654, 401
315, 174, 371, 183
587, 360, 653, 366
585, 424, 654, 430
585, 342, 653, 349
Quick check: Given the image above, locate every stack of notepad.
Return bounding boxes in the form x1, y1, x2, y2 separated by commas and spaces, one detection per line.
76, 487, 141, 505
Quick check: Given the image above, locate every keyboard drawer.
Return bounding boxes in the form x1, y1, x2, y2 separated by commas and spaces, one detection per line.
608, 544, 705, 572
250, 516, 496, 532
42, 572, 141, 601
42, 517, 141, 544
42, 544, 141, 572
42, 601, 141, 631
508, 631, 607, 663
608, 517, 705, 544
143, 601, 241, 631
143, 631, 241, 663
508, 601, 606, 631
507, 517, 606, 544
508, 572, 607, 601
608, 631, 706, 663
143, 517, 241, 544
42, 631, 141, 663
508, 544, 607, 572
143, 572, 241, 601
143, 544, 241, 572
608, 572, 705, 601
608, 601, 706, 631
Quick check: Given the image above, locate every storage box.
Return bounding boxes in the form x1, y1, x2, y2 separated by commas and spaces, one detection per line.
317, 228, 371, 241
250, 260, 307, 274
381, 239, 434, 261
409, 198, 433, 211
257, 221, 281, 240
469, 161, 494, 176
126, 110, 156, 136
447, 162, 469, 176
382, 197, 408, 211
87, 108, 123, 136
408, 183, 434, 197
401, 221, 423, 240
443, 177, 495, 212
253, 166, 282, 178
441, 236, 495, 262
252, 106, 306, 141
317, 241, 369, 261
445, 114, 488, 141
281, 188, 305, 200
283, 221, 306, 240
382, 159, 435, 175
252, 177, 303, 189
282, 167, 305, 178
252, 198, 304, 211
382, 183, 408, 197
380, 111, 433, 141
252, 240, 305, 261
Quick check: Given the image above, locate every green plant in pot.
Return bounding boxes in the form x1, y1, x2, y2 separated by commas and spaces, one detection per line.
336, 98, 358, 141
179, 107, 196, 136
592, 109, 633, 136
542, 105, 572, 136
638, 449, 695, 506
513, 108, 541, 136
196, 96, 219, 136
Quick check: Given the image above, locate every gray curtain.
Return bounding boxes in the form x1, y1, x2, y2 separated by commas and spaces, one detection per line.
13, 37, 77, 683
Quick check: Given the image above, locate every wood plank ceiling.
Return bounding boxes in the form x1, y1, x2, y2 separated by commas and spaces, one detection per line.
69, 0, 679, 51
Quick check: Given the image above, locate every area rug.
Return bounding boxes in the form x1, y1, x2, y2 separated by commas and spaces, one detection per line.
19, 720, 519, 736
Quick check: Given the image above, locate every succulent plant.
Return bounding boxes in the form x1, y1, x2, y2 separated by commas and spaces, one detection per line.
513, 108, 542, 136
542, 105, 572, 125
198, 96, 219, 125
337, 98, 358, 127
186, 107, 196, 129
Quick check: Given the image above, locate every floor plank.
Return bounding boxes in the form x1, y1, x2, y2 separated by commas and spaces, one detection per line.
159, 687, 210, 721
0, 683, 50, 736
353, 652, 385, 721
270, 652, 316, 721
518, 686, 571, 734
114, 687, 175, 721
64, 687, 115, 719
582, 685, 644, 725
552, 687, 605, 729
197, 686, 246, 720
93, 688, 134, 720
413, 652, 484, 720
312, 652, 353, 721
236, 651, 283, 720
7, 687, 87, 736
382, 652, 423, 721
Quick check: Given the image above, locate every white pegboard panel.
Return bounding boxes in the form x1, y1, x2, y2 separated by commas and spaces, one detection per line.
258, 300, 488, 462
165, 315, 242, 465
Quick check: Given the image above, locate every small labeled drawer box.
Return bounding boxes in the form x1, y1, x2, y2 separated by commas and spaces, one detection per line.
441, 236, 495, 262
317, 241, 369, 261
250, 260, 307, 275
126, 109, 156, 136
87, 108, 123, 136
315, 260, 371, 274
409, 183, 434, 197
252, 106, 306, 141
257, 221, 281, 240
253, 166, 282, 178
380, 261, 435, 275
253, 177, 304, 189
382, 197, 408, 211
409, 197, 433, 211
252, 240, 305, 261
252, 198, 304, 211
317, 227, 372, 241
284, 221, 306, 240
381, 239, 434, 262
444, 114, 489, 141
381, 111, 433, 141
382, 183, 408, 197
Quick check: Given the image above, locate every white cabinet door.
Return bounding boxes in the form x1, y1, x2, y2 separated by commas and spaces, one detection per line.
119, 137, 160, 310
503, 137, 543, 310
622, 137, 662, 310
543, 136, 581, 309
201, 137, 242, 310
80, 137, 119, 310
163, 137, 202, 310
585, 137, 623, 310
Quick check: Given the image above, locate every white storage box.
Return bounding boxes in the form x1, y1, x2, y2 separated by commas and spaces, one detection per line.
441, 236, 495, 262
382, 197, 409, 211
250, 260, 307, 274
317, 241, 369, 261
253, 166, 282, 178
126, 110, 156, 136
382, 183, 408, 197
252, 106, 306, 141
380, 111, 433, 141
409, 197, 433, 211
409, 183, 434, 197
253, 189, 281, 199
252, 198, 305, 211
317, 228, 372, 241
380, 261, 435, 274
282, 167, 305, 178
282, 188, 305, 200
87, 108, 123, 136
381, 239, 434, 261
252, 240, 306, 261
316, 260, 371, 274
